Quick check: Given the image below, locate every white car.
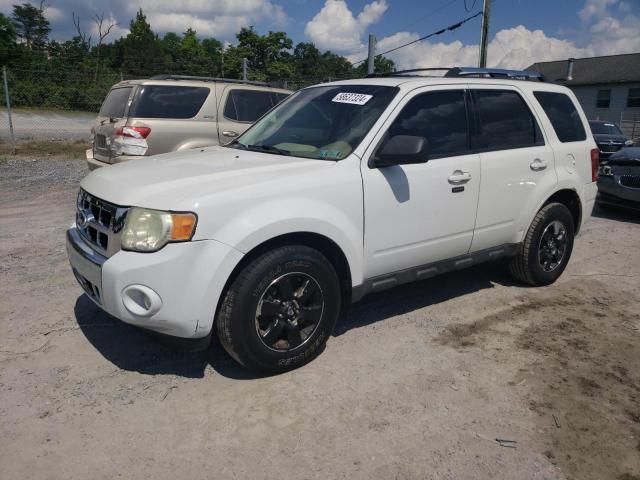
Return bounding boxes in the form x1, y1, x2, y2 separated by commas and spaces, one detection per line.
67, 67, 599, 373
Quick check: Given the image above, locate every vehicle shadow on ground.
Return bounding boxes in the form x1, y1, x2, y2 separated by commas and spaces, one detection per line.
336, 263, 517, 335
591, 204, 640, 224
74, 296, 257, 380
74, 262, 518, 380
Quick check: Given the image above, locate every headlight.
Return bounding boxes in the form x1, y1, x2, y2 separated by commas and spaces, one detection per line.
625, 140, 634, 147
121, 207, 197, 252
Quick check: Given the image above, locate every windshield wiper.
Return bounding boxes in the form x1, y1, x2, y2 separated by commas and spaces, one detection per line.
228, 140, 247, 149
246, 144, 291, 156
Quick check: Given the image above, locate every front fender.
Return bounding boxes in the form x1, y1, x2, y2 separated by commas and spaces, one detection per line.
203, 197, 364, 288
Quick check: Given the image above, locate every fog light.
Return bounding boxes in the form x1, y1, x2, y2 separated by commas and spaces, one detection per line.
122, 285, 162, 317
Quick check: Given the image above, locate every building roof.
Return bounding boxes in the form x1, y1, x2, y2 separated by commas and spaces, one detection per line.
526, 53, 640, 86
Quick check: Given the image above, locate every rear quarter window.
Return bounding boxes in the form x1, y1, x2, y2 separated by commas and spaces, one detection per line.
533, 91, 586, 143
224, 90, 276, 122
131, 85, 210, 119
99, 87, 132, 118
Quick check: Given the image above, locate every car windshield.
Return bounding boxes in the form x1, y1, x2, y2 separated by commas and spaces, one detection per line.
589, 122, 622, 135
230, 85, 399, 160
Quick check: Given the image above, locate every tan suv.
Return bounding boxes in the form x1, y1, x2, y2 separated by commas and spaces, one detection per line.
87, 75, 291, 170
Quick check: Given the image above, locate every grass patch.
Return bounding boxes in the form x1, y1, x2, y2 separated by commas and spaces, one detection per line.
0, 140, 88, 159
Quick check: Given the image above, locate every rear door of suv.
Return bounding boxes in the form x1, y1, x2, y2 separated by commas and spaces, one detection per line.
469, 85, 557, 252
93, 86, 135, 163
217, 86, 288, 145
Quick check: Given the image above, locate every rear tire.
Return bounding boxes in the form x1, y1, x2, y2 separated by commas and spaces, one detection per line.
509, 202, 575, 286
215, 245, 341, 373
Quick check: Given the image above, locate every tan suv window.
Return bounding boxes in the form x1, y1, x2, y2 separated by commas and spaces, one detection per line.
131, 86, 210, 119
99, 87, 132, 118
224, 90, 275, 123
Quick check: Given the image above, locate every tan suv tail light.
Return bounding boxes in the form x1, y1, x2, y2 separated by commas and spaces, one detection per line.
114, 126, 151, 139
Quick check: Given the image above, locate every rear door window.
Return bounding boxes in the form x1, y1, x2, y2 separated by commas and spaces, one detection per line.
473, 89, 544, 151
99, 87, 132, 118
131, 85, 210, 119
272, 92, 290, 105
533, 91, 586, 143
224, 90, 276, 122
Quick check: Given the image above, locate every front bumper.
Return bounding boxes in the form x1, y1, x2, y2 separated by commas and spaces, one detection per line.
597, 175, 640, 210
66, 227, 244, 339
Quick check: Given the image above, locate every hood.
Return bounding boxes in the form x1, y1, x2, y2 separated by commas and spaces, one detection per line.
592, 133, 628, 144
607, 147, 640, 166
81, 146, 335, 210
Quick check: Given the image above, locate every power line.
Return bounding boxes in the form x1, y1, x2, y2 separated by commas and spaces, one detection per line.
353, 11, 482, 66
464, 0, 479, 12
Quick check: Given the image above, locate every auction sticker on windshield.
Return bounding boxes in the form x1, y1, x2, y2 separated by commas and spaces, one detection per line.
332, 92, 373, 105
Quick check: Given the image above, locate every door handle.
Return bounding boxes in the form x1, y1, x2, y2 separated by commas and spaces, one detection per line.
222, 130, 238, 138
530, 158, 547, 171
448, 170, 472, 184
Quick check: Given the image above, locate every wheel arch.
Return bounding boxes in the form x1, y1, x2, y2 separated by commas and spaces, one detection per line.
217, 232, 354, 315
542, 188, 582, 234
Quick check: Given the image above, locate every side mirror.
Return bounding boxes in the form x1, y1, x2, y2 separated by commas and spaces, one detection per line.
372, 135, 429, 168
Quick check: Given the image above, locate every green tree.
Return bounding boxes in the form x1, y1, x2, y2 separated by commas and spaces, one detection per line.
293, 42, 320, 80
320, 51, 354, 80
225, 28, 295, 81
11, 2, 50, 50
161, 31, 181, 64
355, 54, 395, 76
0, 13, 17, 63
120, 9, 163, 76
202, 37, 222, 75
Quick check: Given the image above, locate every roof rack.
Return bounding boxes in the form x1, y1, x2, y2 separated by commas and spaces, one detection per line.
366, 67, 545, 82
367, 67, 452, 78
149, 74, 270, 87
445, 67, 545, 81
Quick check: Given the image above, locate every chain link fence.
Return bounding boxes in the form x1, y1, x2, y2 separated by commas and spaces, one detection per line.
0, 66, 126, 148
0, 67, 353, 151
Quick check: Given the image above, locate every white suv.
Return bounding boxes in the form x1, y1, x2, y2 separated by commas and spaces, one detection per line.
67, 68, 599, 373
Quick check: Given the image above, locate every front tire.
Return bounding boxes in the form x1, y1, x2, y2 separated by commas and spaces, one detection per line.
509, 202, 575, 286
215, 245, 341, 373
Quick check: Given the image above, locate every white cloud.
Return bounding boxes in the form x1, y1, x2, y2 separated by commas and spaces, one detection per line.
344, 0, 638, 71
305, 0, 388, 53
43, 6, 65, 23
127, 0, 288, 39
578, 0, 619, 21
584, 7, 640, 55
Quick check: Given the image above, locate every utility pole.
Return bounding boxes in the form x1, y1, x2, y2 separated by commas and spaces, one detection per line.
367, 34, 376, 75
478, 0, 491, 68
242, 58, 248, 81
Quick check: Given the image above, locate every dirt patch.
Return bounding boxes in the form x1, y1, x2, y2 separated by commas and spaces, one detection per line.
438, 279, 640, 479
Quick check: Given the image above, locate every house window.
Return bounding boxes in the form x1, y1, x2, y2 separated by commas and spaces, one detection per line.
596, 89, 611, 109
628, 88, 640, 108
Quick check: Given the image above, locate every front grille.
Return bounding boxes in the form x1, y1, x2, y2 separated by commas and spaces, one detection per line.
76, 190, 127, 257
620, 175, 640, 189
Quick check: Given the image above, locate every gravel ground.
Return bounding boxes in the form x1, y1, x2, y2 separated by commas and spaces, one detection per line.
1, 157, 639, 480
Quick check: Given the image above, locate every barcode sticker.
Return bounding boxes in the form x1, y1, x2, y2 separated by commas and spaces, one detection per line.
332, 92, 373, 105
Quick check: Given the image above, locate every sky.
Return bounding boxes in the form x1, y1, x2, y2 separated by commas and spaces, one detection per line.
2, 0, 639, 69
